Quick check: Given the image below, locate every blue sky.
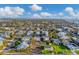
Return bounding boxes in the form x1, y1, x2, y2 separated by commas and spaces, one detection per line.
0, 4, 79, 19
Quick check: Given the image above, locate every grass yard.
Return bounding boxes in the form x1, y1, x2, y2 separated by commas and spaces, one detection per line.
42, 49, 53, 54
75, 50, 79, 54
51, 43, 72, 55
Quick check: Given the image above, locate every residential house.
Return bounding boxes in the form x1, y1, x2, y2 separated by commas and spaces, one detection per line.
53, 39, 61, 45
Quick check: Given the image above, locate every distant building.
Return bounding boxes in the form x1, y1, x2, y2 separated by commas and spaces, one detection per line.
53, 39, 61, 45
65, 44, 77, 50
44, 46, 53, 51
17, 42, 29, 49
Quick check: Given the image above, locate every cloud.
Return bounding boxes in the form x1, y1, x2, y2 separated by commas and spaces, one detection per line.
65, 7, 74, 12
27, 12, 31, 15
0, 6, 24, 18
30, 4, 42, 11
31, 12, 64, 19
58, 12, 64, 16
64, 7, 79, 19
65, 7, 75, 16
32, 14, 41, 18
40, 12, 52, 17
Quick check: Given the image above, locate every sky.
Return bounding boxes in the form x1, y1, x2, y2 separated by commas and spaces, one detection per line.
0, 4, 79, 20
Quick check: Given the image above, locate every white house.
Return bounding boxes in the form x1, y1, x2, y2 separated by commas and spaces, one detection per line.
60, 36, 70, 40
22, 37, 30, 42
44, 31, 48, 36
58, 32, 66, 37
56, 28, 62, 32
34, 36, 40, 41
44, 46, 53, 51
36, 31, 40, 35
17, 42, 29, 49
66, 44, 77, 50
53, 39, 61, 45
27, 30, 33, 36
72, 37, 77, 40
43, 36, 49, 41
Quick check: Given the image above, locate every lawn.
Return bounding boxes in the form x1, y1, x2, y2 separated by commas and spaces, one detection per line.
41, 42, 72, 55
51, 43, 72, 55
42, 49, 53, 54
75, 50, 79, 54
